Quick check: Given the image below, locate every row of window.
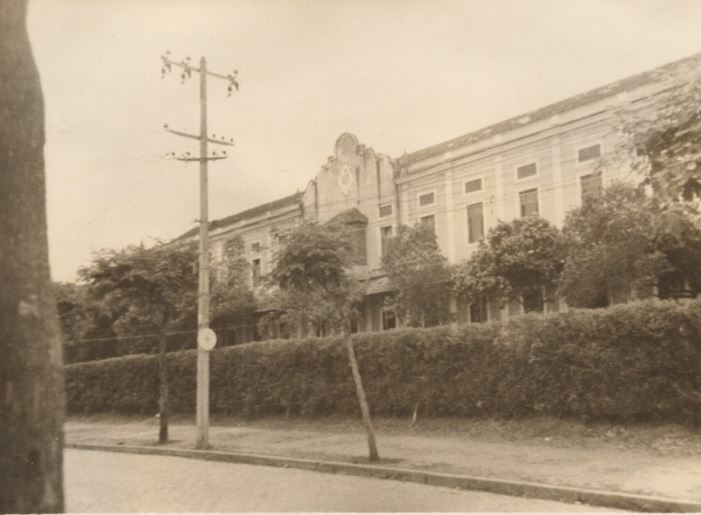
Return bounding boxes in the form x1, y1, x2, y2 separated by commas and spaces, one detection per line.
378, 171, 603, 251
412, 143, 602, 210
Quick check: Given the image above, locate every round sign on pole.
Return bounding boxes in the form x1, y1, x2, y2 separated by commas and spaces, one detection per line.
197, 328, 217, 351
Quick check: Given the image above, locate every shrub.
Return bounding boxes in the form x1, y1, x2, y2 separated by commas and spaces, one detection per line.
64, 299, 701, 423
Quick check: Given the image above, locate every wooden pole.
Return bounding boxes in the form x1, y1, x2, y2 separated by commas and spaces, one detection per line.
158, 326, 169, 443
196, 56, 211, 450
343, 323, 379, 462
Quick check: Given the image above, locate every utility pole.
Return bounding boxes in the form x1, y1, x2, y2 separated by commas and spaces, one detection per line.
161, 52, 239, 449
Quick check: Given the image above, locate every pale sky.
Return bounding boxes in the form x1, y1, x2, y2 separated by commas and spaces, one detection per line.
27, 0, 701, 281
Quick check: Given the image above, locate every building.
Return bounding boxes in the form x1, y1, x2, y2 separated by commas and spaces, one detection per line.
176, 52, 699, 335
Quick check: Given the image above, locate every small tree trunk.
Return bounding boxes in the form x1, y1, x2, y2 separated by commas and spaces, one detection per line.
0, 2, 65, 511
158, 326, 169, 443
343, 323, 379, 462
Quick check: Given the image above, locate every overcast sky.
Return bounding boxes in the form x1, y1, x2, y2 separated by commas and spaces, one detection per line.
27, 0, 701, 281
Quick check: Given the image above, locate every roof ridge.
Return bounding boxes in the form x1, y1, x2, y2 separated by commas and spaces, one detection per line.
175, 191, 303, 241
396, 51, 701, 168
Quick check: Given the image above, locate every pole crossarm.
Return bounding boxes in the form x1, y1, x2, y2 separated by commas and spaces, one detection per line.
164, 127, 235, 146
161, 54, 239, 92
175, 156, 228, 162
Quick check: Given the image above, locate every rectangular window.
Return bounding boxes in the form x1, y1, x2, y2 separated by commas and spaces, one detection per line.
420, 214, 435, 233
464, 178, 482, 194
519, 188, 539, 217
516, 162, 537, 180
580, 171, 603, 201
578, 144, 601, 163
351, 227, 367, 265
380, 225, 393, 256
523, 288, 544, 313
379, 203, 393, 218
251, 241, 261, 253
469, 297, 488, 323
251, 258, 261, 284
382, 309, 396, 331
466, 203, 484, 243
418, 191, 435, 207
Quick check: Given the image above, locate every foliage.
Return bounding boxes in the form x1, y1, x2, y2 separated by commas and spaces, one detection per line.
559, 183, 701, 308
65, 298, 701, 423
271, 221, 352, 291
560, 184, 663, 308
78, 243, 199, 337
61, 237, 256, 361
210, 236, 257, 327
264, 222, 361, 335
612, 56, 701, 207
381, 224, 452, 326
655, 205, 701, 296
452, 243, 509, 307
453, 215, 565, 309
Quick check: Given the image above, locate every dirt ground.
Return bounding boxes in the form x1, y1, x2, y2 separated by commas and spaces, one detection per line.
65, 414, 701, 502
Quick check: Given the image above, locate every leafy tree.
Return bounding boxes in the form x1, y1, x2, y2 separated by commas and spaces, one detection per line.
210, 236, 257, 328
267, 221, 379, 461
381, 224, 452, 327
612, 57, 701, 208
79, 243, 198, 442
560, 183, 701, 308
74, 235, 256, 438
453, 215, 565, 312
0, 1, 65, 510
266, 221, 361, 334
655, 206, 701, 296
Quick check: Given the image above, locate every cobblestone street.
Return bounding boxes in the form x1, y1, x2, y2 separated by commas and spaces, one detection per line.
65, 449, 610, 512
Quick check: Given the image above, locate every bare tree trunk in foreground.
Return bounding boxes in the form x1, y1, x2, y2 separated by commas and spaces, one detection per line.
0, 1, 65, 512
343, 324, 379, 462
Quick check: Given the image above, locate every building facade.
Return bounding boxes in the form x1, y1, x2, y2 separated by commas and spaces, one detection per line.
177, 53, 698, 335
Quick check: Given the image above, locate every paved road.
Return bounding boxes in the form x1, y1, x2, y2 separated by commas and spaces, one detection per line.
65, 449, 610, 512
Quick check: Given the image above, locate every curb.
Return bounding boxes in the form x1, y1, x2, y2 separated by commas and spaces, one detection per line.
65, 442, 701, 512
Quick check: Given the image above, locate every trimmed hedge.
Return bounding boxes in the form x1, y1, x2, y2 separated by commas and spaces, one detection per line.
64, 299, 701, 422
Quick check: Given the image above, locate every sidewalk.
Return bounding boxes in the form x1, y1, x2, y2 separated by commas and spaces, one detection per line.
65, 415, 701, 505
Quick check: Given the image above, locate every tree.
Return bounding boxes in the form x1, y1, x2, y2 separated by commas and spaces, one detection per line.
655, 206, 701, 297
266, 222, 361, 334
613, 56, 701, 208
79, 243, 198, 442
559, 183, 701, 308
210, 236, 257, 328
381, 224, 452, 326
453, 215, 565, 312
268, 222, 379, 461
0, 1, 65, 511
